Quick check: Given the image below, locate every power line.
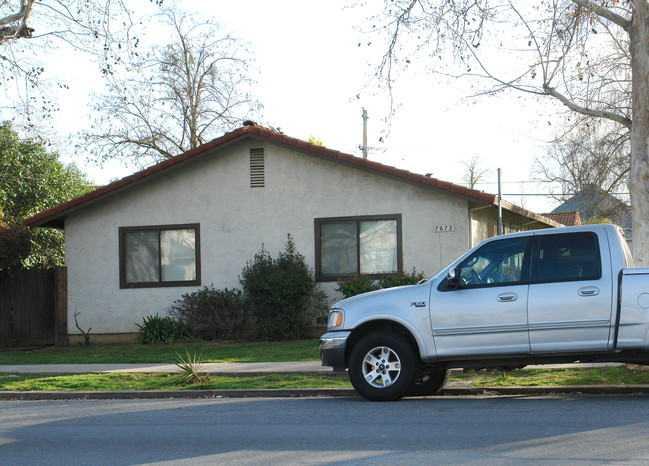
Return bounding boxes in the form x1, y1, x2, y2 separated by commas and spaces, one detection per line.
501, 192, 630, 197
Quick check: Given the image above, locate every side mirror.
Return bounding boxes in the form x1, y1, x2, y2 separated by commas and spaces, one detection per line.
447, 267, 460, 287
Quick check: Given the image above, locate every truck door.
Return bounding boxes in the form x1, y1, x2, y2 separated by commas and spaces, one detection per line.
528, 231, 613, 352
432, 236, 531, 357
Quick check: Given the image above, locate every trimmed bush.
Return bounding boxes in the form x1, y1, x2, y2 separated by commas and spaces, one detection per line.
378, 268, 426, 289
337, 267, 426, 299
335, 274, 380, 299
169, 286, 252, 340
239, 235, 324, 340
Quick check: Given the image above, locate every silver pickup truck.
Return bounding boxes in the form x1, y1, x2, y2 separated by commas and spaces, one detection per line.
319, 224, 649, 401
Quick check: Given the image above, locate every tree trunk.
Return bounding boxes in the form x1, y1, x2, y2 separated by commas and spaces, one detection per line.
629, 0, 649, 266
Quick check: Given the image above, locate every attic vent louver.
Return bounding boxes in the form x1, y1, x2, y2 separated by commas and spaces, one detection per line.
250, 148, 265, 188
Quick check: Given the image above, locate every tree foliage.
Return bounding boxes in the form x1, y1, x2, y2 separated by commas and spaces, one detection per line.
86, 7, 261, 167
0, 121, 94, 267
0, 215, 31, 270
366, 0, 649, 265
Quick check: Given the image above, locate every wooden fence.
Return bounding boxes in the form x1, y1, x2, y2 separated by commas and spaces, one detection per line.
0, 267, 67, 347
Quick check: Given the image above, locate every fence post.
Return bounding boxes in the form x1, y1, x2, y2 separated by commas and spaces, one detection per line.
55, 267, 68, 346
0, 270, 11, 347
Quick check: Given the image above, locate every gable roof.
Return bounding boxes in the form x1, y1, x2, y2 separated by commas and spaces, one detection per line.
24, 123, 560, 229
552, 184, 631, 233
542, 211, 582, 227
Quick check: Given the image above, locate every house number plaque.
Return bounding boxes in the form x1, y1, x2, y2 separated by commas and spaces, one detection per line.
434, 225, 455, 232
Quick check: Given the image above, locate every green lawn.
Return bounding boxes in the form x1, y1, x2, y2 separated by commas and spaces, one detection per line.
0, 372, 351, 391
0, 340, 320, 365
2, 366, 649, 392
453, 365, 649, 386
2, 341, 649, 392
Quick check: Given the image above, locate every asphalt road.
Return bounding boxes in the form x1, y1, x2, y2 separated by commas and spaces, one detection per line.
2, 395, 649, 465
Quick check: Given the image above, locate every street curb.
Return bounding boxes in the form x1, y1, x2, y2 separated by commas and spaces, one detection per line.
2, 385, 649, 401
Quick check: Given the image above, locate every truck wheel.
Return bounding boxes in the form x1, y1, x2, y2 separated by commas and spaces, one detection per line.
348, 332, 418, 401
406, 366, 449, 397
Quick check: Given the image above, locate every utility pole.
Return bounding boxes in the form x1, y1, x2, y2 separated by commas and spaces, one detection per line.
362, 108, 368, 159
497, 168, 503, 236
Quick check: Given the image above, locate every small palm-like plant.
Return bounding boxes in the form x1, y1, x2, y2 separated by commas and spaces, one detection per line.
174, 348, 206, 384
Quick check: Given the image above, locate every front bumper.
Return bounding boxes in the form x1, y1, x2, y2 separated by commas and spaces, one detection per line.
319, 331, 351, 371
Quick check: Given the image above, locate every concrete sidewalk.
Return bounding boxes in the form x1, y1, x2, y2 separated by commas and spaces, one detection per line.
0, 361, 330, 376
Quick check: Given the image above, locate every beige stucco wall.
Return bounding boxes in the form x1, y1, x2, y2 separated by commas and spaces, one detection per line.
64, 141, 473, 335
469, 204, 555, 246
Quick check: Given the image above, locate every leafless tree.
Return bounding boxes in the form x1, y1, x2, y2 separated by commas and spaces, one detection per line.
535, 116, 629, 204
0, 0, 141, 133
365, 1, 649, 265
85, 8, 261, 167
462, 155, 489, 189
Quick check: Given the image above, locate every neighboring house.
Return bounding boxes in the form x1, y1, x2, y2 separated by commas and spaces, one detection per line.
551, 185, 632, 243
25, 123, 560, 343
542, 211, 582, 227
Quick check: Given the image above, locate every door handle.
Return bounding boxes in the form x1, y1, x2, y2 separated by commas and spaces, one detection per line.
578, 287, 600, 297
497, 293, 517, 302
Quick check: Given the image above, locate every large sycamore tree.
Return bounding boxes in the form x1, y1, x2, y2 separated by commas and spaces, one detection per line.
369, 0, 649, 265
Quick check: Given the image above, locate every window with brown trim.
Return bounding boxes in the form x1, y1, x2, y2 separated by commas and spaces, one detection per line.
119, 224, 201, 288
315, 214, 402, 281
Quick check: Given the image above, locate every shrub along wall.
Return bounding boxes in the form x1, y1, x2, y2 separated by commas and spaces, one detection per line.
137, 234, 328, 343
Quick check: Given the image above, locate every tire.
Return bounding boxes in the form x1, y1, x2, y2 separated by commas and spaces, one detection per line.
406, 366, 449, 397
348, 331, 418, 402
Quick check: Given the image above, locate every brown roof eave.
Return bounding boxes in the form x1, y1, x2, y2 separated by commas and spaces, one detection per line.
500, 200, 563, 228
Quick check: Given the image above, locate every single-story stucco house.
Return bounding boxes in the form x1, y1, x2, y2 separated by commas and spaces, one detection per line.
25, 123, 560, 344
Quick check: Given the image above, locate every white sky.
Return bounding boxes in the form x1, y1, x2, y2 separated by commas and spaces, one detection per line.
27, 0, 566, 213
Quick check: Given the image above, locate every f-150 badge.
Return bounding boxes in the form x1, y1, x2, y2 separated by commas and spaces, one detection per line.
410, 301, 426, 308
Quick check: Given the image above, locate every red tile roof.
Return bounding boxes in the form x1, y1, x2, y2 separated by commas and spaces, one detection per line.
24, 124, 559, 228
542, 211, 582, 227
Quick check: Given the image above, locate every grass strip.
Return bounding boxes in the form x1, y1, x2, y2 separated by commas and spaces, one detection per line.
0, 373, 351, 391
452, 366, 649, 387
1, 366, 648, 392
0, 340, 320, 365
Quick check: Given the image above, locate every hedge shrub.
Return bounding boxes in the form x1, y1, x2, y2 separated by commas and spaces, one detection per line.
240, 235, 327, 340
336, 268, 426, 299
169, 287, 252, 340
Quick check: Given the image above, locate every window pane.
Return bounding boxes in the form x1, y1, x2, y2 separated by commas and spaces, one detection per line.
359, 220, 397, 274
321, 222, 358, 276
125, 231, 159, 283
538, 233, 600, 281
459, 237, 527, 286
161, 229, 197, 282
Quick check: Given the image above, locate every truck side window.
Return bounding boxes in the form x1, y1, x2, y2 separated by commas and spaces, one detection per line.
458, 237, 529, 287
536, 232, 601, 282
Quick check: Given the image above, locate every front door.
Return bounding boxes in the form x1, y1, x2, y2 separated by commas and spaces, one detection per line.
432, 236, 532, 357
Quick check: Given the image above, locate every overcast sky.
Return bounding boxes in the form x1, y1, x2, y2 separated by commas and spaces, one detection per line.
31, 0, 564, 213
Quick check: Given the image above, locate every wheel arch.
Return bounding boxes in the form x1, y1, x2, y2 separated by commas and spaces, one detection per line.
345, 319, 423, 367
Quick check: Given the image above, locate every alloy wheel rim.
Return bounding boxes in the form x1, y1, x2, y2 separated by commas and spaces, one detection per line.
361, 345, 402, 388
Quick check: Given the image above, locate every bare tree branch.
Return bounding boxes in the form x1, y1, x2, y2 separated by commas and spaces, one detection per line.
84, 7, 261, 166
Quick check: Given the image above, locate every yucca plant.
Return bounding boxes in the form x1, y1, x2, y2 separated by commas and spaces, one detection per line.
174, 348, 205, 384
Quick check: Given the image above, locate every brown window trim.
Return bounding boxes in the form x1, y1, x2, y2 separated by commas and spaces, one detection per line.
119, 223, 201, 289
314, 214, 403, 282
